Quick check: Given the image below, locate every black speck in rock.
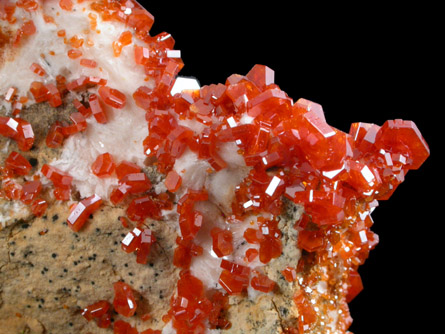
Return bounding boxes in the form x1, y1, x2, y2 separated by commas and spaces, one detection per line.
52, 253, 57, 258
96, 228, 101, 233
21, 223, 30, 229
128, 272, 133, 276
29, 157, 38, 167
10, 252, 15, 257
52, 214, 59, 222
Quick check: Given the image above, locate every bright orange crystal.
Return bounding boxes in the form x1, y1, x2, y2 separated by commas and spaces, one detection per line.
5, 151, 31, 175
91, 152, 115, 178
67, 194, 102, 232
113, 281, 137, 317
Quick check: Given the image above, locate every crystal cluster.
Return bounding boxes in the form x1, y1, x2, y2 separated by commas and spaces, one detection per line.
0, 1, 429, 333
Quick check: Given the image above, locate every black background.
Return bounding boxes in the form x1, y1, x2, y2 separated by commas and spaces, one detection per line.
139, 1, 439, 333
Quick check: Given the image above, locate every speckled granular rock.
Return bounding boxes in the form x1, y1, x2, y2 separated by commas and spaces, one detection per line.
0, 202, 178, 334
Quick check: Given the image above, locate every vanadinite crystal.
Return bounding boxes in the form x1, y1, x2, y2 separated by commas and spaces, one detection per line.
113, 281, 137, 317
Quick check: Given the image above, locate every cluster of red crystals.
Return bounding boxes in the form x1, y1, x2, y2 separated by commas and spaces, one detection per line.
243, 217, 282, 264
107, 160, 170, 222
82, 300, 112, 329
135, 59, 429, 333
218, 259, 250, 295
82, 280, 163, 333
0, 116, 34, 151
165, 270, 231, 333
176, 189, 208, 241
29, 81, 63, 107
67, 193, 102, 232
0, 150, 48, 216
41, 164, 72, 200
121, 226, 156, 264
173, 236, 203, 269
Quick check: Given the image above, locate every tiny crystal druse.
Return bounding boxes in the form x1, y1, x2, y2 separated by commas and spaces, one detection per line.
0, 1, 430, 334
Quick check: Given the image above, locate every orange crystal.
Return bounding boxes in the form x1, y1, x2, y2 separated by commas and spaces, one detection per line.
210, 227, 233, 258
82, 300, 112, 329
91, 152, 115, 178
67, 194, 102, 232
89, 93, 108, 124
5, 151, 31, 175
113, 281, 137, 317
98, 86, 127, 109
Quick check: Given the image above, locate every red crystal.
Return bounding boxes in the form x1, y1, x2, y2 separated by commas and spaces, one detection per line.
116, 160, 142, 180
67, 194, 102, 232
122, 227, 143, 254
46, 83, 62, 108
21, 180, 42, 205
136, 228, 156, 264
41, 164, 72, 189
82, 300, 112, 329
126, 195, 161, 222
29, 81, 50, 103
120, 173, 152, 194
30, 63, 46, 76
210, 227, 233, 258
346, 269, 363, 303
98, 86, 127, 109
80, 58, 97, 68
173, 237, 203, 269
294, 291, 317, 332
113, 320, 138, 334
251, 271, 276, 293
0, 116, 34, 151
62, 112, 87, 136
89, 93, 108, 124
59, 0, 73, 11
374, 119, 430, 170
218, 260, 250, 295
91, 152, 116, 178
164, 170, 182, 192
246, 64, 275, 90
113, 281, 137, 317
31, 198, 47, 217
46, 122, 65, 148
2, 179, 23, 200
5, 151, 31, 175
281, 266, 297, 282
